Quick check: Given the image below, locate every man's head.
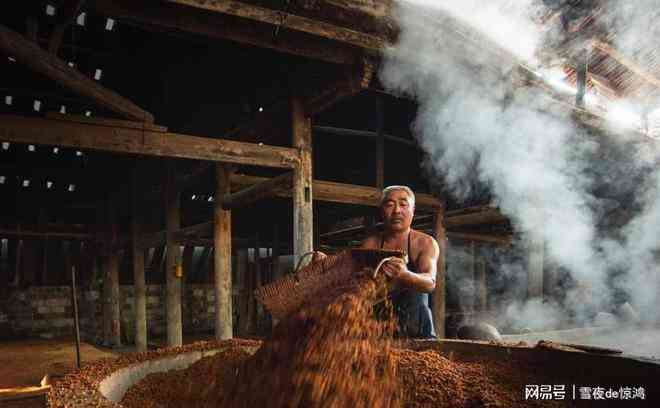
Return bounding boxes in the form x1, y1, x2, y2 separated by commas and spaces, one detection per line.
380, 185, 415, 232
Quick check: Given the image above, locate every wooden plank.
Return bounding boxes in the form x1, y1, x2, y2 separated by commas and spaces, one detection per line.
291, 96, 314, 266
230, 174, 443, 208
165, 164, 183, 347
93, 0, 359, 65
45, 112, 168, 132
0, 114, 299, 168
131, 165, 148, 352
0, 24, 154, 123
167, 0, 387, 51
221, 171, 293, 209
215, 164, 233, 340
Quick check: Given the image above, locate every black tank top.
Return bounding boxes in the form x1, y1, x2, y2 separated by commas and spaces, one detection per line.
379, 230, 416, 272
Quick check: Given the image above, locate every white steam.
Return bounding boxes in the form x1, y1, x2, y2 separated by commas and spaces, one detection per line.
383, 0, 660, 341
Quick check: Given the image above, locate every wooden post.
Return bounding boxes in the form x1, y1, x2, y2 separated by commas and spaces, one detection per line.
165, 164, 183, 346
214, 164, 234, 340
237, 249, 249, 336
131, 166, 148, 352
71, 266, 81, 369
475, 250, 487, 311
375, 96, 385, 189
254, 233, 262, 332
107, 201, 122, 348
291, 96, 314, 266
576, 53, 588, 108
468, 241, 476, 313
527, 231, 544, 299
432, 207, 446, 338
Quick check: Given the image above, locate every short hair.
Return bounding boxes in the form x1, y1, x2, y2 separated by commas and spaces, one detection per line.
380, 185, 415, 208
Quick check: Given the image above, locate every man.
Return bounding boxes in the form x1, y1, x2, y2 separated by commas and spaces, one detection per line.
361, 185, 440, 338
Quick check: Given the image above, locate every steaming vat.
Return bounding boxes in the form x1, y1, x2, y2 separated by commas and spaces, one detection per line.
502, 326, 660, 360
50, 339, 659, 407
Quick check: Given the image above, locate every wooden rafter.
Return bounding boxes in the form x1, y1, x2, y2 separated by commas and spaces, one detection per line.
0, 24, 154, 123
0, 114, 300, 169
166, 0, 387, 51
593, 40, 660, 90
92, 0, 360, 65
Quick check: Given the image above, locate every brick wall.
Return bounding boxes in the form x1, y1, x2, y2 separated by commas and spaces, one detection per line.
1, 284, 239, 343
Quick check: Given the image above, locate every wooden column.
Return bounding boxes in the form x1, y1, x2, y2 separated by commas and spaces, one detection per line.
0, 239, 8, 288
468, 241, 476, 312
131, 167, 147, 352
291, 96, 314, 266
237, 249, 249, 336
527, 231, 544, 299
214, 164, 233, 340
475, 250, 487, 311
105, 200, 121, 347
375, 95, 385, 189
576, 53, 588, 108
165, 165, 183, 346
432, 207, 446, 338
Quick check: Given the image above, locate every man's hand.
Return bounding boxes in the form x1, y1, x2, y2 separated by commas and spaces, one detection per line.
380, 257, 411, 282
312, 251, 328, 263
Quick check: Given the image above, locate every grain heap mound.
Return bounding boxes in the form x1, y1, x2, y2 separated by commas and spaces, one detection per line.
216, 276, 401, 407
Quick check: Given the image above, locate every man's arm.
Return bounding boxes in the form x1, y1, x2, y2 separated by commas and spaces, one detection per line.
381, 235, 439, 293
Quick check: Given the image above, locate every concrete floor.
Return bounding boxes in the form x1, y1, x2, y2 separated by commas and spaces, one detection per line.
0, 337, 117, 389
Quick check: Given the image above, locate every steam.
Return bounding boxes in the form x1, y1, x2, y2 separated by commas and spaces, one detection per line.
383, 0, 660, 338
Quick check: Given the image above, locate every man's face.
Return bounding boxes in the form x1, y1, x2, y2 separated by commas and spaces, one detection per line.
381, 190, 414, 232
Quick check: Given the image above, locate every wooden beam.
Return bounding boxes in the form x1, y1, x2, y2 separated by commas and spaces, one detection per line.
0, 24, 154, 123
593, 41, 660, 90
221, 171, 293, 209
313, 125, 416, 147
92, 0, 360, 65
167, 0, 387, 51
45, 112, 168, 132
230, 174, 442, 208
0, 115, 300, 168
444, 209, 508, 228
446, 231, 512, 246
291, 96, 314, 266
165, 164, 183, 347
214, 164, 233, 340
0, 228, 93, 240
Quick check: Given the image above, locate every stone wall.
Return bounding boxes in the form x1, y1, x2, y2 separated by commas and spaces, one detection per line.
0, 284, 239, 343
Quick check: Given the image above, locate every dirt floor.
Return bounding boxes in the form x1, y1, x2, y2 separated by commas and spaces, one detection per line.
0, 337, 116, 389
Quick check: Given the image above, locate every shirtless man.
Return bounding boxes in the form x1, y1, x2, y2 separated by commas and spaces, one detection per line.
360, 185, 440, 338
